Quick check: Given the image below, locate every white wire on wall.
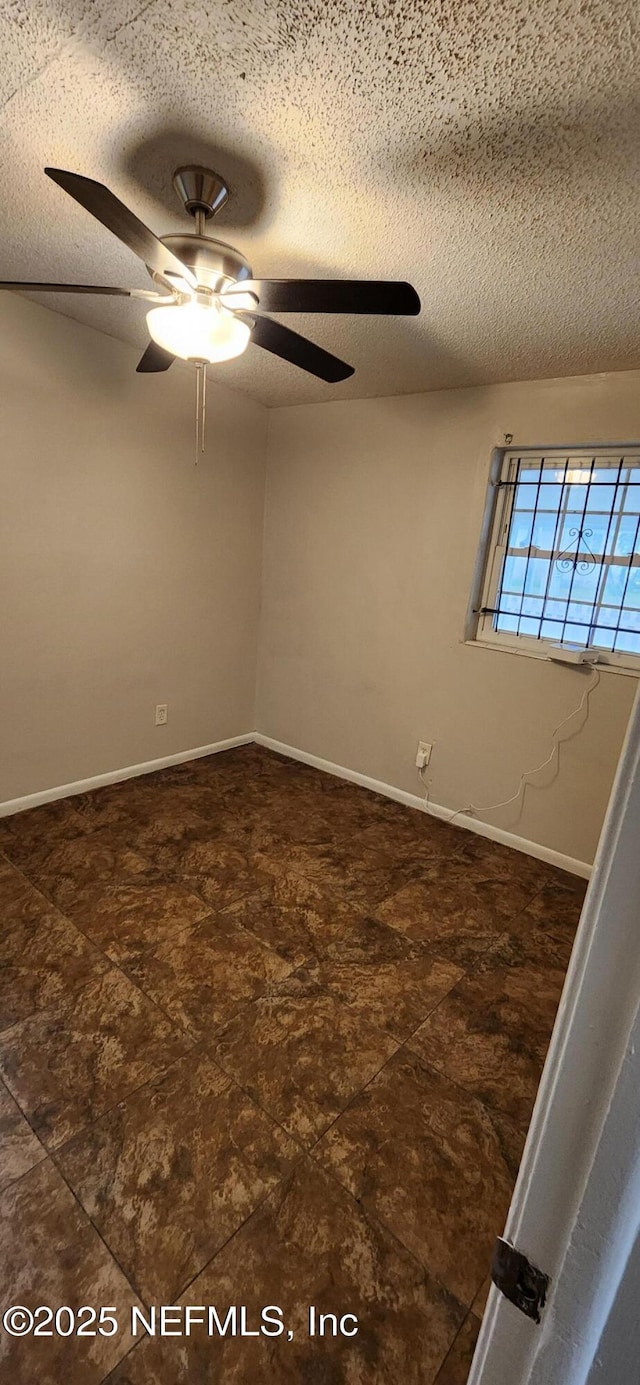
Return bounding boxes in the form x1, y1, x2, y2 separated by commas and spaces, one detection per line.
420, 664, 601, 827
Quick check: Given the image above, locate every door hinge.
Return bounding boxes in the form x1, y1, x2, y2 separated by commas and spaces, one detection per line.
491, 1237, 550, 1324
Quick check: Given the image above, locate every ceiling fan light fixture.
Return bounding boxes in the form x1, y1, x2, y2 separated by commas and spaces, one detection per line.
145, 299, 250, 364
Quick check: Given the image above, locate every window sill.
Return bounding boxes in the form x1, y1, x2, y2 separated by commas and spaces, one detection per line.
463, 637, 640, 678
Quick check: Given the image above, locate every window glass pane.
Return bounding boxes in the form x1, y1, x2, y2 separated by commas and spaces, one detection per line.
557, 515, 585, 554
523, 558, 549, 596
621, 609, 640, 634
625, 482, 640, 513
566, 601, 589, 625
594, 606, 619, 633
537, 483, 563, 511
585, 515, 611, 555
495, 613, 519, 634
509, 512, 534, 549
500, 592, 521, 614
502, 555, 527, 594
531, 511, 558, 549
615, 632, 640, 654
568, 481, 592, 509
624, 570, 640, 608
514, 483, 539, 509
518, 617, 540, 637
614, 515, 640, 558
569, 567, 600, 604
592, 625, 615, 650
548, 566, 573, 600
602, 566, 629, 604
563, 623, 589, 645
591, 465, 623, 483
522, 595, 544, 617
540, 619, 564, 640
585, 484, 616, 513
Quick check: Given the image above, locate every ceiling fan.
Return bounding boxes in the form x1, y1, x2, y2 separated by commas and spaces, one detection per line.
0, 164, 420, 454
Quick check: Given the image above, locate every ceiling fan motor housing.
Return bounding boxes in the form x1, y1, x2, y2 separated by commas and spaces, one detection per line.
151, 233, 253, 294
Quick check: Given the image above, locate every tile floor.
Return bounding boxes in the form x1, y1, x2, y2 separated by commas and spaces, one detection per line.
0, 744, 586, 1383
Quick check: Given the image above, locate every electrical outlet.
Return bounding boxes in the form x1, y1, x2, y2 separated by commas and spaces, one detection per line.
415, 740, 432, 769
155, 704, 168, 726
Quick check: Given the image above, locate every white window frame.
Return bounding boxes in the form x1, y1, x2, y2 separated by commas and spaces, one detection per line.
467, 444, 640, 676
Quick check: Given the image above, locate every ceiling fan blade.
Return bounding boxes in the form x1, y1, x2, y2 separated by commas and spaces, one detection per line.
136, 341, 175, 373
226, 279, 420, 315
45, 168, 197, 290
241, 314, 354, 382
0, 281, 135, 296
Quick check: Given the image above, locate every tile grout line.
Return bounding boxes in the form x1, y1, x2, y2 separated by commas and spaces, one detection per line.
1, 1042, 199, 1179
393, 878, 576, 1103
304, 1141, 481, 1325
48, 1086, 308, 1318
95, 1148, 310, 1385
47, 1044, 306, 1331
49, 1147, 146, 1312
433, 1304, 483, 1385
305, 1093, 500, 1321
0, 840, 218, 1148
15, 1033, 310, 1320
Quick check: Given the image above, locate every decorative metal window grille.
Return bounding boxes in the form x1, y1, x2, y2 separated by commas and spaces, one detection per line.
477, 449, 640, 664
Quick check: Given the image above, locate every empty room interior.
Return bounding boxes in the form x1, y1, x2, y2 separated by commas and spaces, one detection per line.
1, 2, 639, 1382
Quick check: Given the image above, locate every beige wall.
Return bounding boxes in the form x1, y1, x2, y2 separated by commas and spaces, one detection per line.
257, 372, 640, 865
2, 296, 637, 865
0, 294, 267, 802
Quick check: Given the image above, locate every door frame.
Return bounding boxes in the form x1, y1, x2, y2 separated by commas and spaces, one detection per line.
469, 682, 640, 1384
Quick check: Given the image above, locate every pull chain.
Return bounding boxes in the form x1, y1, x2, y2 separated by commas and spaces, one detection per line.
201, 361, 207, 453
194, 362, 207, 465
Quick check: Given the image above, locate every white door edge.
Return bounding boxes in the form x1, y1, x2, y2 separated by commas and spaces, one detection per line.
470, 681, 640, 1385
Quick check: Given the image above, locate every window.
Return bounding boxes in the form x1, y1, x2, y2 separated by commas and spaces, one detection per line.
473, 447, 640, 671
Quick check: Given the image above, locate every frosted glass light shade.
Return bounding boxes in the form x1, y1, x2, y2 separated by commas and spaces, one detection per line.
146, 301, 250, 363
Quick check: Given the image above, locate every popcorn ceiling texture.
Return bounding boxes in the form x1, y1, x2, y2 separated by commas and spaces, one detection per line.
0, 0, 638, 406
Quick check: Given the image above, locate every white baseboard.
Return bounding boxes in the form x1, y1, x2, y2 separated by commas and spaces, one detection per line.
254, 733, 592, 879
0, 729, 592, 878
0, 734, 254, 819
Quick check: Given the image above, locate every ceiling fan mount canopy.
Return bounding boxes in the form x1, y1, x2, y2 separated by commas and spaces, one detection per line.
150, 231, 252, 293
172, 164, 229, 220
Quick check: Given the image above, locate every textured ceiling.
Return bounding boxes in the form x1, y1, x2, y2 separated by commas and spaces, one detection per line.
0, 0, 639, 407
